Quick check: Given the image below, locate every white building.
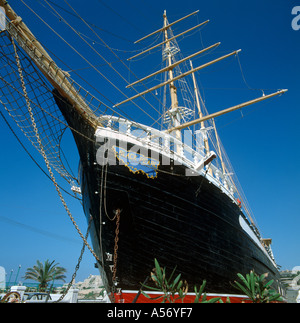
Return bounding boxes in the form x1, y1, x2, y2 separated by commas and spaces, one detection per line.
0, 266, 5, 290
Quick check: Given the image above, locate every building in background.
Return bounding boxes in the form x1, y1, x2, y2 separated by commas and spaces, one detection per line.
281, 267, 300, 303
0, 266, 5, 290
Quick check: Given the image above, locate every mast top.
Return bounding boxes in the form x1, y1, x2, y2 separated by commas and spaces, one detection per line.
134, 10, 199, 44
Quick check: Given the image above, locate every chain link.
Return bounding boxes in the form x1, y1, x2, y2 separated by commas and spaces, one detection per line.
53, 216, 93, 303
110, 208, 121, 303
112, 209, 121, 283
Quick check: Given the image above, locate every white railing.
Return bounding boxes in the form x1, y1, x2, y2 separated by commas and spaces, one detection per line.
98, 115, 237, 200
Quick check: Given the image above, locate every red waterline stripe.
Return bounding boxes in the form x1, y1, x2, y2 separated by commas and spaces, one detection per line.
112, 290, 249, 303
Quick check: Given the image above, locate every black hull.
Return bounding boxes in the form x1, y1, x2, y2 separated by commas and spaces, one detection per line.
84, 162, 281, 295
54, 92, 282, 297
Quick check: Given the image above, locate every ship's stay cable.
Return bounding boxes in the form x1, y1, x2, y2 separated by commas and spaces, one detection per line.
96, 0, 144, 34
22, 0, 161, 128
36, 0, 134, 43
37, 0, 163, 54
0, 215, 80, 245
62, 0, 167, 105
57, 0, 163, 120
19, 1, 127, 103
45, 0, 171, 128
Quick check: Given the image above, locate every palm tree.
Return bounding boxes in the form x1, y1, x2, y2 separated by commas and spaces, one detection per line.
24, 260, 67, 291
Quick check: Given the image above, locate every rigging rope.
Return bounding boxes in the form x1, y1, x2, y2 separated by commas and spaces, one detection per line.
46, 0, 167, 126
37, 0, 134, 43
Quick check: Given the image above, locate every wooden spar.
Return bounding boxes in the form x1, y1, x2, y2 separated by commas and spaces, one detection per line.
114, 49, 241, 107
134, 10, 199, 44
126, 43, 220, 88
128, 20, 209, 61
0, 0, 98, 127
166, 89, 288, 133
0, 1, 52, 61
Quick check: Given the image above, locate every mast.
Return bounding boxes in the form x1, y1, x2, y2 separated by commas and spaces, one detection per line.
113, 8, 288, 153
128, 20, 209, 61
163, 10, 182, 149
115, 49, 241, 107
134, 10, 199, 44
126, 43, 220, 88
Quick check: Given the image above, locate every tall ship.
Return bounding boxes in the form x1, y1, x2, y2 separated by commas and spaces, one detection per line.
0, 1, 287, 302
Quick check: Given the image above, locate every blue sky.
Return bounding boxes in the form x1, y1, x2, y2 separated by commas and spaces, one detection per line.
0, 0, 299, 285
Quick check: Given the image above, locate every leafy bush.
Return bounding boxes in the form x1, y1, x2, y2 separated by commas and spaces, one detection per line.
232, 270, 283, 303
141, 259, 283, 304
141, 259, 221, 303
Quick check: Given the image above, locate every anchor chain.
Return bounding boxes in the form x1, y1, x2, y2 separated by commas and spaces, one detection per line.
111, 208, 121, 303
112, 209, 121, 283
54, 216, 93, 303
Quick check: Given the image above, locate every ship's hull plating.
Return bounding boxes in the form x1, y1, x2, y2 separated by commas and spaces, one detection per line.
81, 157, 281, 296
54, 92, 282, 302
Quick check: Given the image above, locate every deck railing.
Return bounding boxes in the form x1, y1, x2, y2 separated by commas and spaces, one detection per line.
98, 115, 237, 200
